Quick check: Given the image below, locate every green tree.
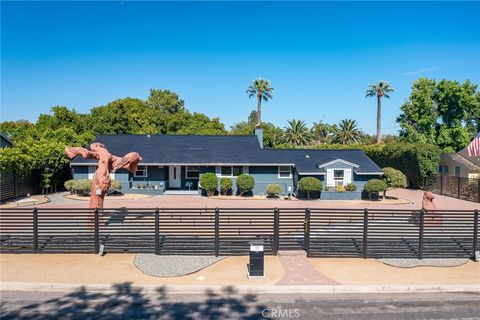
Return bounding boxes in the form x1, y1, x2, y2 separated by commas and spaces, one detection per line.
283, 120, 312, 146
332, 119, 362, 145
246, 78, 274, 126
147, 89, 185, 114
398, 78, 479, 152
298, 177, 323, 199
366, 81, 395, 143
311, 121, 335, 145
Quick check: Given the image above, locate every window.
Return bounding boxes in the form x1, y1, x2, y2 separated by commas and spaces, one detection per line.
134, 165, 147, 177
278, 166, 291, 178
333, 170, 344, 186
439, 165, 449, 174
219, 166, 243, 177
186, 166, 200, 179
455, 166, 461, 177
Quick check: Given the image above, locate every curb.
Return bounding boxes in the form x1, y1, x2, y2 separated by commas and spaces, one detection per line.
1, 282, 479, 294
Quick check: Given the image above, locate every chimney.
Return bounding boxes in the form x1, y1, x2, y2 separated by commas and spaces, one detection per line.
254, 127, 264, 149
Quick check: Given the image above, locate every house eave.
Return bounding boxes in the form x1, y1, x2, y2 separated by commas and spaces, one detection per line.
71, 162, 295, 166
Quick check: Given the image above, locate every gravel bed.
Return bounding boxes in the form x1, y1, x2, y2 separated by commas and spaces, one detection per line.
379, 258, 469, 268
134, 254, 225, 277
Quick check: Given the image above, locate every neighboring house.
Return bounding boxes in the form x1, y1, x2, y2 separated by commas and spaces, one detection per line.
70, 130, 383, 200
439, 148, 480, 179
0, 134, 13, 148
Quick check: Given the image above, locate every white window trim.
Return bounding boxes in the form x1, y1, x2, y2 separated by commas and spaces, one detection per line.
326, 167, 352, 187
186, 166, 200, 180
278, 166, 292, 179
217, 166, 244, 178
134, 165, 148, 178
333, 169, 345, 187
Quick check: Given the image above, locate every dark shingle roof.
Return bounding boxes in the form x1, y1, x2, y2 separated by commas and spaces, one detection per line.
71, 134, 292, 165
71, 134, 382, 174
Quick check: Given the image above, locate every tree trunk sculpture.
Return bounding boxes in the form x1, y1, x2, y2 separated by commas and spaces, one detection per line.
65, 143, 142, 224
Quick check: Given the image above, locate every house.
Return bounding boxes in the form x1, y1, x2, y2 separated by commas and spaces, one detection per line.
439, 148, 480, 179
0, 134, 13, 148
70, 130, 383, 200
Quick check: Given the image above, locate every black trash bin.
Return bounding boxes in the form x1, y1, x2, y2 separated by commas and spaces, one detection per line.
248, 239, 264, 277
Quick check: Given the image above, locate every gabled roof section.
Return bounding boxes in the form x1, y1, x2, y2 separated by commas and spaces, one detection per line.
442, 152, 480, 171
317, 158, 360, 168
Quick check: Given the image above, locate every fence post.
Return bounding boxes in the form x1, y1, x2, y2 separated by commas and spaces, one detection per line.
155, 208, 160, 255
457, 177, 461, 199
418, 209, 425, 260
214, 208, 220, 257
363, 208, 368, 259
94, 208, 99, 254
304, 208, 311, 257
477, 179, 480, 203
33, 207, 38, 253
274, 208, 280, 255
473, 209, 479, 260
440, 175, 444, 195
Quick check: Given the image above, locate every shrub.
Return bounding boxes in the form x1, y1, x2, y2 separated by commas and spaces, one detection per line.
323, 185, 330, 192
298, 177, 323, 199
109, 180, 122, 192
335, 185, 346, 193
64, 179, 75, 193
266, 184, 282, 198
236, 174, 255, 196
382, 167, 407, 197
220, 177, 232, 195
200, 173, 218, 196
345, 183, 357, 191
364, 179, 388, 199
72, 179, 92, 195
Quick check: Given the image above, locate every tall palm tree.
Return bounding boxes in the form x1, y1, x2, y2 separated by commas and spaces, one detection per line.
246, 78, 274, 126
366, 81, 394, 143
311, 121, 333, 144
332, 119, 362, 145
283, 119, 313, 146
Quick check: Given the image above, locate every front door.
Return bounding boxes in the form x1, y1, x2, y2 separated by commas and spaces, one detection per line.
168, 165, 181, 188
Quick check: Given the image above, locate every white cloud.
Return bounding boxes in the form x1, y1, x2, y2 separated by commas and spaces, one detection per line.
399, 67, 437, 76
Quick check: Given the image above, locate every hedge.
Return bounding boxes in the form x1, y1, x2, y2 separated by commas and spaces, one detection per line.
64, 179, 122, 195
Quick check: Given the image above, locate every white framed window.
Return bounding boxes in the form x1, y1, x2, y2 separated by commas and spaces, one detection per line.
186, 166, 200, 179
219, 166, 243, 177
134, 165, 148, 177
278, 166, 292, 178
333, 170, 344, 186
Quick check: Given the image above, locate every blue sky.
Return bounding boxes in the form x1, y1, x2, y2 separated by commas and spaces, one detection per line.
1, 1, 479, 134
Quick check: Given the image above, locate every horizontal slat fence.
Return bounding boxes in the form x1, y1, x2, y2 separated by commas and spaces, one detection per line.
1, 207, 478, 259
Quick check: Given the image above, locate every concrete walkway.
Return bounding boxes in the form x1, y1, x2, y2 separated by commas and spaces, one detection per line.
276, 251, 339, 285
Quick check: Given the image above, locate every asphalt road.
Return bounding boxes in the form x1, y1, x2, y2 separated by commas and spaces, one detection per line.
1, 290, 479, 320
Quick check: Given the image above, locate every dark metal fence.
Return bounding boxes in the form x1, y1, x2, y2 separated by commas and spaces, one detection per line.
427, 174, 480, 203
1, 207, 478, 259
0, 171, 38, 202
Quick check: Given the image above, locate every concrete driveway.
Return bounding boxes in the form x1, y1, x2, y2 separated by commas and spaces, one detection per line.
27, 189, 479, 210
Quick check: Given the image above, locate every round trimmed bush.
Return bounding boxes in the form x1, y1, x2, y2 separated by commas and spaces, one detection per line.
382, 167, 407, 197
335, 185, 346, 193
220, 177, 232, 195
345, 183, 357, 192
266, 184, 282, 198
364, 179, 388, 199
200, 173, 218, 196
109, 180, 122, 192
64, 179, 75, 193
298, 177, 323, 199
236, 174, 255, 196
72, 179, 92, 196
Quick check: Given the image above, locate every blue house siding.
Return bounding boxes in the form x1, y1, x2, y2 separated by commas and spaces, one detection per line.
246, 166, 293, 196
72, 166, 89, 179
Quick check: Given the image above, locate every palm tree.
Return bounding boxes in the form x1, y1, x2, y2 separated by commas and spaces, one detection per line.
366, 81, 394, 143
311, 121, 333, 144
332, 119, 362, 145
246, 78, 274, 126
283, 119, 313, 146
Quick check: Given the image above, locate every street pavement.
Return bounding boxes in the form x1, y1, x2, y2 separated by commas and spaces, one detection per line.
1, 290, 479, 319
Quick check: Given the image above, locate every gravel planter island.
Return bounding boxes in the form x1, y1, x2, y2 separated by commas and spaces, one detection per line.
379, 258, 469, 268
134, 254, 225, 277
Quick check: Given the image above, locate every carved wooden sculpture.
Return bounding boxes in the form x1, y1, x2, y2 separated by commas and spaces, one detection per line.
422, 191, 442, 226
65, 143, 142, 211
